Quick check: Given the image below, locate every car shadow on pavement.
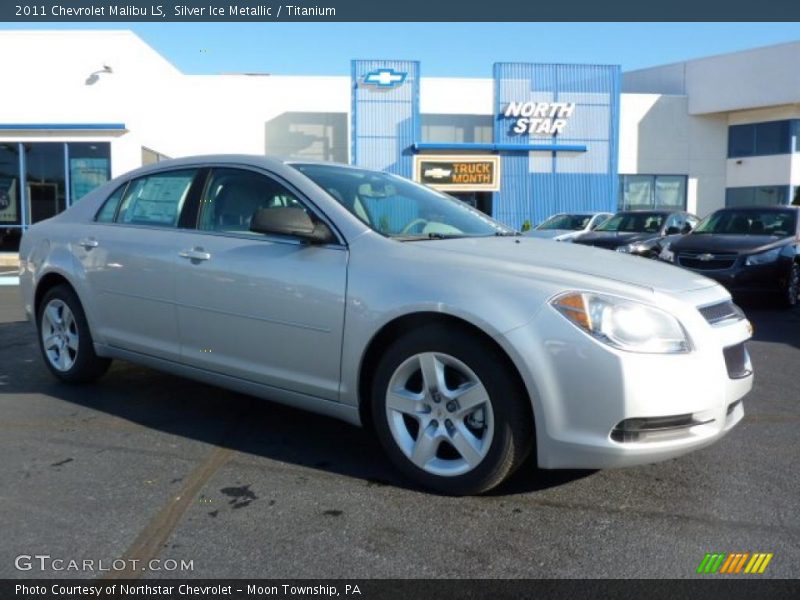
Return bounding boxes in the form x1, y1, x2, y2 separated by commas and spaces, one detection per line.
2, 320, 592, 497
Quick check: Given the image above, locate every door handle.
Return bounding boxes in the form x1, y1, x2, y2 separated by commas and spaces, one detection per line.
178, 248, 211, 261
78, 238, 99, 250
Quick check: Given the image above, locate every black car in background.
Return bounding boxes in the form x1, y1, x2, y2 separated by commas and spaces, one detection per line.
659, 206, 800, 308
573, 210, 699, 258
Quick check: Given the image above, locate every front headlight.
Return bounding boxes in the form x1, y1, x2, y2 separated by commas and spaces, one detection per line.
744, 248, 781, 266
551, 292, 691, 354
617, 243, 648, 254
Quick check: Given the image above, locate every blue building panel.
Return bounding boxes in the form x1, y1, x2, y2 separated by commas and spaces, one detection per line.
493, 63, 621, 228
351, 60, 420, 178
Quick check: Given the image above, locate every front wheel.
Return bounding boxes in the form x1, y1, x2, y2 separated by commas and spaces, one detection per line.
37, 285, 111, 383
371, 326, 533, 495
782, 262, 799, 309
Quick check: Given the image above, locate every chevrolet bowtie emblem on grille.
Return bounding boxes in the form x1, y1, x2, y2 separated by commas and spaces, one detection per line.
698, 253, 716, 261
363, 68, 407, 89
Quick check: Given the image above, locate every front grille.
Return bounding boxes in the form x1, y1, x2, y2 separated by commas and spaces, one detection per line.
723, 343, 751, 379
678, 252, 738, 271
698, 301, 743, 325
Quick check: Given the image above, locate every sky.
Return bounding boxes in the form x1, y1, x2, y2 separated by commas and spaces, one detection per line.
1, 22, 798, 76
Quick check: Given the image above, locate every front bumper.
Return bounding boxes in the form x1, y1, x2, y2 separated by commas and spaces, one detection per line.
501, 292, 753, 469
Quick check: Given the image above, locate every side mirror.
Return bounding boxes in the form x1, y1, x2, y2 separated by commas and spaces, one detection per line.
250, 207, 335, 244
665, 226, 681, 235
681, 223, 694, 234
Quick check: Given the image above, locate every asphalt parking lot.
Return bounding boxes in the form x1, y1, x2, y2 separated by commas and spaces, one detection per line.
0, 286, 798, 579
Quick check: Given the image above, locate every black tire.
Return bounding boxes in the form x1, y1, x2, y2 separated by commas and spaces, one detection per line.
371, 324, 534, 495
781, 261, 799, 310
36, 284, 111, 383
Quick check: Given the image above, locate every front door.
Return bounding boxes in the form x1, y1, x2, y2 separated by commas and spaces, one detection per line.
173, 167, 347, 401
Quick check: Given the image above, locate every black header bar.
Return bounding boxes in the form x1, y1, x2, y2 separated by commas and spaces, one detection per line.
3, 0, 800, 21
4, 579, 800, 600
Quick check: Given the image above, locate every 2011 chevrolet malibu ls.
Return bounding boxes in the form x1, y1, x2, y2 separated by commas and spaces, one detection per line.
19, 156, 753, 495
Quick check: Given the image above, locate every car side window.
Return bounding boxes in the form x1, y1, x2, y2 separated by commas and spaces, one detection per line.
115, 170, 198, 228
95, 184, 127, 223
198, 168, 305, 234
592, 214, 610, 229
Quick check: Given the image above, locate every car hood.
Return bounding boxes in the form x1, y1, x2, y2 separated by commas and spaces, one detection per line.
525, 229, 575, 239
573, 231, 657, 248
417, 236, 716, 293
672, 233, 791, 255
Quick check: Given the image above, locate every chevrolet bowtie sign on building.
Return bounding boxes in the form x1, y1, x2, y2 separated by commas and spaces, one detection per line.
362, 68, 407, 89
414, 156, 501, 192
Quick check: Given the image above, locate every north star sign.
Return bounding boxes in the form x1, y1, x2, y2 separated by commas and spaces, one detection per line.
504, 101, 576, 135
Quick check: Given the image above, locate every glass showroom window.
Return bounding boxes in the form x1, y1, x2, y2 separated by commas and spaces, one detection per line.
725, 186, 792, 208
619, 175, 687, 210
0, 142, 111, 251
25, 143, 67, 224
728, 120, 795, 158
0, 144, 22, 251
68, 142, 111, 202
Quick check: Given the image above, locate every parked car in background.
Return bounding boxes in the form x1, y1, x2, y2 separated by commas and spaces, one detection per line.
574, 210, 699, 258
525, 212, 612, 242
659, 206, 800, 308
19, 156, 753, 495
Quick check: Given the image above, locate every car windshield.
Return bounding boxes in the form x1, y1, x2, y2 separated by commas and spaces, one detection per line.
536, 214, 592, 231
595, 212, 666, 233
693, 209, 797, 236
292, 163, 514, 239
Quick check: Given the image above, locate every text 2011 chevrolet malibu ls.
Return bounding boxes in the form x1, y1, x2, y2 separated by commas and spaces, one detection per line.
19, 156, 753, 495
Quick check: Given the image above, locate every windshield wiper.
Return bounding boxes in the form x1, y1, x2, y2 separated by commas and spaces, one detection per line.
494, 231, 522, 237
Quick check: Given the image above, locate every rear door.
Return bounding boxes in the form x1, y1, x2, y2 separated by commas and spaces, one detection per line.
173, 166, 348, 401
74, 168, 203, 360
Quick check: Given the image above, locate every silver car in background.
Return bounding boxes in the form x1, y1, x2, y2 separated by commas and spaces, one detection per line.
19, 156, 753, 495
525, 212, 612, 242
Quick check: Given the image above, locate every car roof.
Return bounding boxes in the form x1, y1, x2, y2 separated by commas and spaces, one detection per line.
714, 205, 799, 212
614, 210, 681, 215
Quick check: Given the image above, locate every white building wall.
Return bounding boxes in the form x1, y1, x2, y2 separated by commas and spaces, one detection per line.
619, 94, 728, 216
726, 154, 795, 188
623, 41, 800, 116
0, 30, 350, 175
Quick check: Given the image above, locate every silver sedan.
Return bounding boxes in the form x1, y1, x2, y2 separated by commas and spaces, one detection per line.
19, 156, 753, 494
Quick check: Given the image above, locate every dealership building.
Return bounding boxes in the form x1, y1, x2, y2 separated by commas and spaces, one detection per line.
1, 30, 799, 251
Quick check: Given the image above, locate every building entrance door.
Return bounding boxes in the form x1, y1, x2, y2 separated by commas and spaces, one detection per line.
451, 192, 493, 216
28, 182, 59, 223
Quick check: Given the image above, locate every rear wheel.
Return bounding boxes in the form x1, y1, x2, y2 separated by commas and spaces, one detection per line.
37, 285, 111, 383
371, 325, 533, 495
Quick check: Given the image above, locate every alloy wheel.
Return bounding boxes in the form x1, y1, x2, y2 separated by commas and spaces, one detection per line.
41, 298, 79, 372
385, 352, 495, 477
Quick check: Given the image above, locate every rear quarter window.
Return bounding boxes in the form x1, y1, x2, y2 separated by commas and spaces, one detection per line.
95, 184, 127, 223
